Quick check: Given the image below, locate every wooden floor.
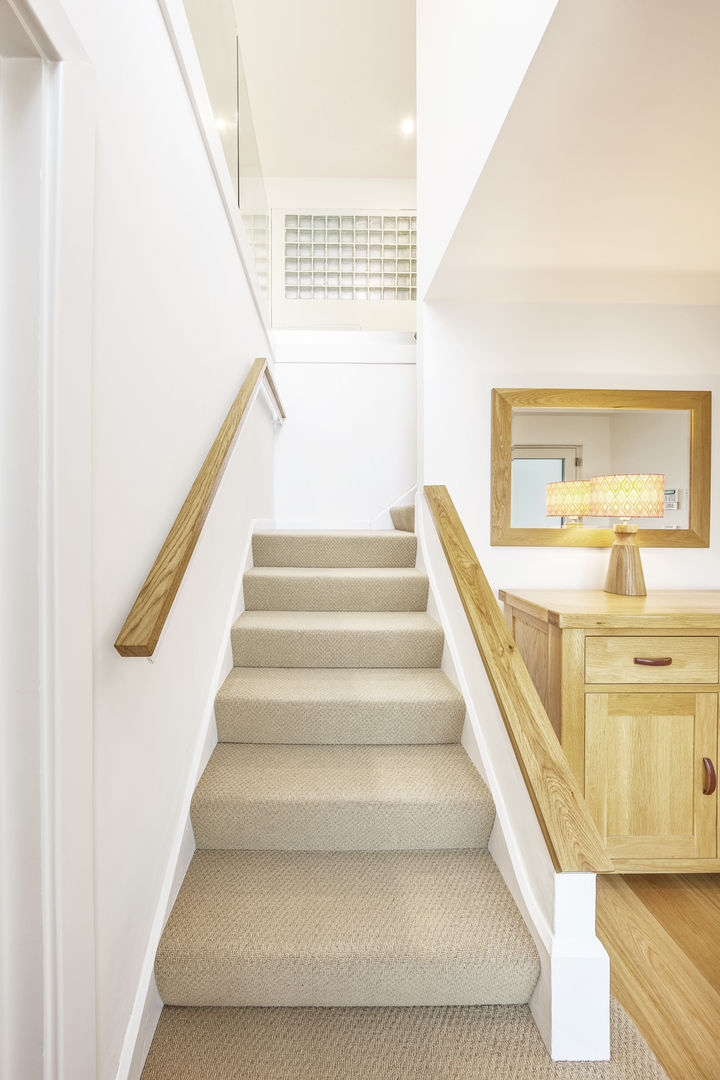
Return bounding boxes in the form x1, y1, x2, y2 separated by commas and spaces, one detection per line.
597, 874, 720, 1080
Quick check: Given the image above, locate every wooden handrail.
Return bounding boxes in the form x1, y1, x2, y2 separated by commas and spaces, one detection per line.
115, 358, 283, 657
263, 363, 286, 420
425, 485, 613, 873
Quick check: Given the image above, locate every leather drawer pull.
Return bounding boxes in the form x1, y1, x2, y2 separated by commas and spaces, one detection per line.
633, 656, 673, 666
703, 758, 717, 797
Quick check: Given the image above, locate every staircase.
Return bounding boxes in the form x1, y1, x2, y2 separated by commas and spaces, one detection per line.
150, 529, 540, 1051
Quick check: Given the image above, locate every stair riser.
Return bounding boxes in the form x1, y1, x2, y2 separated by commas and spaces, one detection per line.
215, 700, 465, 744
243, 574, 429, 612
190, 802, 493, 851
156, 964, 537, 1009
252, 533, 417, 568
231, 627, 444, 668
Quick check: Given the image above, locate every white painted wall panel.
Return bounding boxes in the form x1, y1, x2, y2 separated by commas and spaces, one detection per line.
417, 0, 558, 295
53, 0, 276, 1075
0, 55, 45, 1080
273, 332, 417, 526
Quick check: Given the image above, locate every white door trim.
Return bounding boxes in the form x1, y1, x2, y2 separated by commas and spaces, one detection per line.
4, 2, 96, 1077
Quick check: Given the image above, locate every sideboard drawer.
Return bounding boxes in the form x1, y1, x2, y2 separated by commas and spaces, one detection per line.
585, 636, 719, 684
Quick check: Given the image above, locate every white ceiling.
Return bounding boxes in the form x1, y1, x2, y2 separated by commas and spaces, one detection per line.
431, 0, 720, 300
232, 0, 416, 178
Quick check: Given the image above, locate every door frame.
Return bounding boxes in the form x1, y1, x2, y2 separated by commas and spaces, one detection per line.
2, 2, 96, 1077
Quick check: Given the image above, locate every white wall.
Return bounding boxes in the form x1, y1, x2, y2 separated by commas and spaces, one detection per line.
422, 301, 720, 594
0, 53, 45, 1080
609, 410, 690, 529
182, 0, 239, 190
265, 178, 416, 210
513, 413, 611, 482
273, 331, 416, 526
417, 0, 558, 295
424, 0, 720, 306
54, 0, 276, 1076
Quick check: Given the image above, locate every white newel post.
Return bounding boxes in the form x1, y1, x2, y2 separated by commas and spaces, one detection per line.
530, 872, 610, 1061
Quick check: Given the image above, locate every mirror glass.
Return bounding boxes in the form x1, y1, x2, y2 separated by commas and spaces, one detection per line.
510, 408, 691, 530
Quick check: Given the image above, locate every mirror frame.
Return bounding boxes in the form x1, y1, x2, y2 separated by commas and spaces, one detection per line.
491, 388, 711, 547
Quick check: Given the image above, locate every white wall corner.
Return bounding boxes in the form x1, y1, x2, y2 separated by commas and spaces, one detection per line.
417, 0, 559, 295
370, 484, 417, 529
154, 0, 274, 351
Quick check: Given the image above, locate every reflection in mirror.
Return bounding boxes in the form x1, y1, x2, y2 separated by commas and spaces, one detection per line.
510, 409, 691, 530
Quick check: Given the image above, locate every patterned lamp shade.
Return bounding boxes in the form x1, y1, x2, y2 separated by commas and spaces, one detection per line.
545, 480, 592, 518
590, 474, 665, 519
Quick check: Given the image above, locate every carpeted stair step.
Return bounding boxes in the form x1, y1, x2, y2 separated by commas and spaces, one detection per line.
231, 612, 444, 669
191, 744, 494, 851
214, 667, 465, 744
155, 849, 540, 1008
142, 1000, 667, 1080
243, 567, 429, 611
390, 504, 415, 532
252, 530, 417, 568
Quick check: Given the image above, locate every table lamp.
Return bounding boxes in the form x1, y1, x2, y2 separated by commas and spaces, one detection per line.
589, 474, 665, 596
545, 480, 592, 528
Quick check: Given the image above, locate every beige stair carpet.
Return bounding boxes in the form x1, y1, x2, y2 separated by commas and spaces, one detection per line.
252, 530, 417, 568
390, 504, 415, 532
155, 850, 539, 1007
243, 566, 429, 611
148, 528, 578, 1075
191, 743, 495, 850
214, 667, 466, 744
142, 999, 668, 1080
230, 611, 445, 669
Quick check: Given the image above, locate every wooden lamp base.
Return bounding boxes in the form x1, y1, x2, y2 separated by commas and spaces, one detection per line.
604, 522, 647, 597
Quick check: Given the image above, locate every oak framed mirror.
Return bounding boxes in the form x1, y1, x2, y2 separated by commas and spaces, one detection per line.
491, 388, 711, 547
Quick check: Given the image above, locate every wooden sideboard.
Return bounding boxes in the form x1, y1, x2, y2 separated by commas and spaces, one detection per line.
499, 590, 720, 872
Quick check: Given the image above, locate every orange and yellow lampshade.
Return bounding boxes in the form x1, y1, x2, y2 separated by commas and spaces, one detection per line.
545, 480, 592, 519
589, 474, 665, 520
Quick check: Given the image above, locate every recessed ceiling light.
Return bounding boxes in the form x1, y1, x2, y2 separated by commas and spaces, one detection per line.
215, 117, 234, 132
400, 116, 415, 137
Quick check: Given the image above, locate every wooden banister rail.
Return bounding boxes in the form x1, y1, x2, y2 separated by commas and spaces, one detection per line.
115, 358, 285, 657
263, 363, 286, 420
424, 485, 613, 873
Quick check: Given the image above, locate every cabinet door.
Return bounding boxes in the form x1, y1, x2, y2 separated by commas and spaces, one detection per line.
585, 692, 717, 860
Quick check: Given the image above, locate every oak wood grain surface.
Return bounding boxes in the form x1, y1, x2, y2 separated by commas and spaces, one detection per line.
502, 588, 720, 871
116, 358, 272, 657
585, 635, 719, 684
425, 485, 612, 873
499, 589, 720, 628
585, 693, 717, 861
624, 874, 720, 995
598, 874, 720, 1080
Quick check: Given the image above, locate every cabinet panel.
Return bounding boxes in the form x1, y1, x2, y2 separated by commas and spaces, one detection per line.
512, 617, 548, 707
585, 692, 717, 860
586, 636, 719, 685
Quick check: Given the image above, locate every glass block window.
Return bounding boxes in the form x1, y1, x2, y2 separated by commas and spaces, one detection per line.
243, 213, 270, 297
284, 213, 417, 300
